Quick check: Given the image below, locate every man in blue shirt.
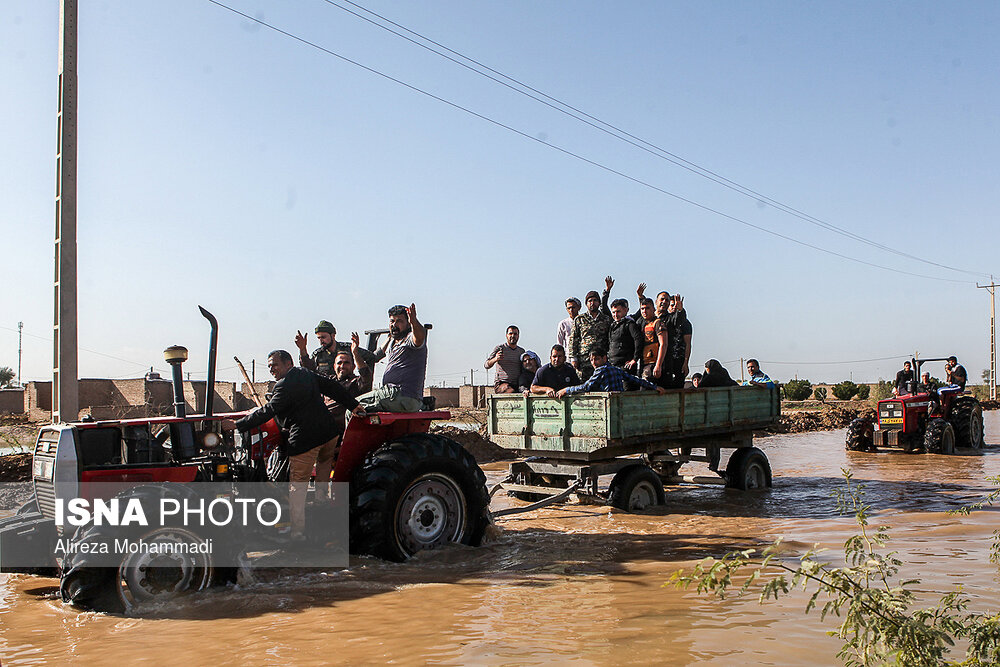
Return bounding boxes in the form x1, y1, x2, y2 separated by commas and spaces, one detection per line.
742, 358, 774, 388
557, 348, 667, 397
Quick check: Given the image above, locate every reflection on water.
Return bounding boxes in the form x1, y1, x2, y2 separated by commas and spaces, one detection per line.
2, 413, 999, 665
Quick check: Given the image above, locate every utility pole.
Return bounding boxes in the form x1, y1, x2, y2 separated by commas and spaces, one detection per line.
977, 276, 997, 401
53, 0, 79, 422
17, 322, 23, 387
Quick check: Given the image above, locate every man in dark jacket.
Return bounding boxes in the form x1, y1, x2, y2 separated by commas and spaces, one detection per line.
607, 298, 643, 376
222, 349, 364, 538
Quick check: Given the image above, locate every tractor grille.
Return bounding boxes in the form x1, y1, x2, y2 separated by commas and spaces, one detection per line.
34, 433, 59, 457
879, 401, 903, 427
34, 478, 56, 520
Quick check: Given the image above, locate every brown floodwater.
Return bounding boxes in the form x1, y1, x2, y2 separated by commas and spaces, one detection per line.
2, 414, 999, 665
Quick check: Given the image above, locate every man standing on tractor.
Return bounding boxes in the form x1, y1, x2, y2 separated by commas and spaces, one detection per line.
939, 356, 968, 398
221, 350, 365, 539
295, 319, 377, 376
355, 303, 428, 413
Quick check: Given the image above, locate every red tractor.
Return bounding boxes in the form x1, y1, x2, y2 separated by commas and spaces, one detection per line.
845, 357, 984, 454
0, 308, 490, 612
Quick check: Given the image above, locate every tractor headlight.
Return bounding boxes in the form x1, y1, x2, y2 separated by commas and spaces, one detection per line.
201, 431, 222, 449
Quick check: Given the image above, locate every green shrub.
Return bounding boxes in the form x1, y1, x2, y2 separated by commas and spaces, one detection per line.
782, 379, 812, 401
871, 380, 893, 402
856, 384, 870, 400
813, 387, 827, 403
831, 381, 859, 401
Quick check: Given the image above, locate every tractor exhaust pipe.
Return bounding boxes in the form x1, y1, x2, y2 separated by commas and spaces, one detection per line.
199, 306, 219, 419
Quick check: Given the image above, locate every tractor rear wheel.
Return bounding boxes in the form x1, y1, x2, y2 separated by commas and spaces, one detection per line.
949, 398, 984, 449
350, 433, 490, 562
607, 465, 665, 511
725, 447, 772, 490
845, 418, 875, 452
923, 418, 956, 455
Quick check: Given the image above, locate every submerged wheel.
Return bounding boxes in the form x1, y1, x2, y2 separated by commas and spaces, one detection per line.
845, 418, 875, 452
725, 447, 772, 490
607, 465, 665, 511
949, 398, 984, 449
923, 418, 956, 455
59, 486, 240, 614
350, 433, 490, 562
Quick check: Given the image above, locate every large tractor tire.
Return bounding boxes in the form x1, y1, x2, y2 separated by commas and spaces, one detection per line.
923, 418, 956, 455
607, 465, 666, 511
949, 397, 985, 449
725, 447, 772, 490
59, 485, 241, 613
845, 418, 875, 452
350, 433, 490, 562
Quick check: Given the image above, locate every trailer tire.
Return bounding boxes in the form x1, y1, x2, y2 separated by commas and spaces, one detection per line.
607, 465, 665, 511
845, 418, 874, 452
949, 398, 984, 449
725, 447, 772, 490
59, 485, 240, 613
923, 418, 956, 455
350, 433, 490, 562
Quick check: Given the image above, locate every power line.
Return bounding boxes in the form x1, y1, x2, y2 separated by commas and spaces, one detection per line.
0, 324, 168, 372
758, 355, 910, 366
321, 0, 990, 281
204, 1, 976, 285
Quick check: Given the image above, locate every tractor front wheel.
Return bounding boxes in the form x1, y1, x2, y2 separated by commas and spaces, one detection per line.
350, 433, 490, 562
845, 418, 875, 452
923, 418, 956, 455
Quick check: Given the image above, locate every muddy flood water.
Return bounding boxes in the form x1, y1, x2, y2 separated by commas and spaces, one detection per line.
2, 414, 999, 665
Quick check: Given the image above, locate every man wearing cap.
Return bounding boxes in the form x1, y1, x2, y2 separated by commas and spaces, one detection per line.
295, 320, 377, 376
569, 289, 611, 381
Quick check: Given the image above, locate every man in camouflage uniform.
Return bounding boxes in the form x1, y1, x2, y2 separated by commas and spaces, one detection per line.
569, 290, 611, 382
295, 320, 377, 376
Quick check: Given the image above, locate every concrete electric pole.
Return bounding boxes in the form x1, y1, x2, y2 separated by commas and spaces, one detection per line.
977, 276, 997, 401
53, 0, 79, 422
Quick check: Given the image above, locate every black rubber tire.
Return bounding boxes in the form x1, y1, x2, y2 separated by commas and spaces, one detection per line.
845, 418, 875, 452
923, 418, 956, 455
59, 485, 237, 613
949, 397, 984, 449
350, 433, 490, 562
725, 447, 772, 490
607, 465, 666, 511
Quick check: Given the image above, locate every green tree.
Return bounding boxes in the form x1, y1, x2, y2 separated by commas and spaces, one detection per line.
0, 366, 14, 388
782, 379, 812, 401
813, 387, 828, 403
832, 381, 859, 401
856, 384, 870, 400
670, 471, 1000, 666
871, 380, 893, 402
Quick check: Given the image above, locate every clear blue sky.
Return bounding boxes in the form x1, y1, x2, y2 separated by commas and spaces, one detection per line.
2, 1, 998, 387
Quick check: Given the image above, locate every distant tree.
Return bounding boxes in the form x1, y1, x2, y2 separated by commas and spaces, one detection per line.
831, 381, 859, 401
984, 369, 993, 383
872, 380, 893, 402
856, 384, 870, 400
0, 366, 14, 388
813, 387, 827, 403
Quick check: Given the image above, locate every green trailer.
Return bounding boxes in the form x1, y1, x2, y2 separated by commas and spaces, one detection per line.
487, 386, 781, 510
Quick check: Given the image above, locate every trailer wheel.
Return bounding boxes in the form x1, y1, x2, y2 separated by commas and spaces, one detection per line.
845, 418, 874, 452
725, 447, 772, 490
923, 418, 956, 455
607, 465, 666, 511
949, 398, 984, 449
350, 433, 490, 562
59, 485, 240, 614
